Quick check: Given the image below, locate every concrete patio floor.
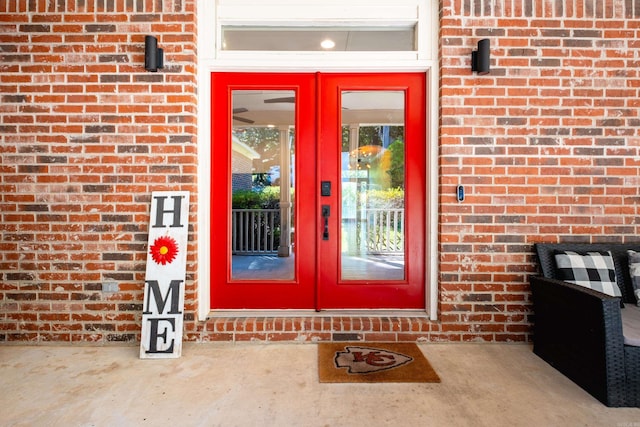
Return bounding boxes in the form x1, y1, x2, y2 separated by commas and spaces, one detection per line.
1, 343, 639, 426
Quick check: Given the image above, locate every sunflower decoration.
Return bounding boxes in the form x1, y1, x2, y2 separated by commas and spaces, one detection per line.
149, 235, 179, 266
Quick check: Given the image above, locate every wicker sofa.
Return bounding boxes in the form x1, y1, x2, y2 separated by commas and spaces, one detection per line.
530, 243, 640, 407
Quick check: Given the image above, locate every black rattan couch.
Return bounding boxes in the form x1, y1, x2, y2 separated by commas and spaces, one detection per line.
530, 243, 640, 407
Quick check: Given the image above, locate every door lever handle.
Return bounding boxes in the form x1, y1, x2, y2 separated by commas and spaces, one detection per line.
321, 205, 330, 240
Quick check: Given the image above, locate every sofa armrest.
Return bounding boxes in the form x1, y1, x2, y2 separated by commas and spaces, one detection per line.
530, 276, 627, 406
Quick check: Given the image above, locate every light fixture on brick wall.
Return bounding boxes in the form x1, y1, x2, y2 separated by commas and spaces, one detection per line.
471, 39, 490, 75
145, 35, 164, 72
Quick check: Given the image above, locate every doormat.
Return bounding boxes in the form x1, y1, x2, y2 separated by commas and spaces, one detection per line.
318, 342, 440, 383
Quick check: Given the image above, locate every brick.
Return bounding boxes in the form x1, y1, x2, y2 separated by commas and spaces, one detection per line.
2, 1, 640, 346
82, 185, 112, 193
203, 333, 234, 342
332, 333, 362, 341
85, 24, 116, 32
363, 332, 397, 341
20, 24, 50, 32
106, 334, 136, 342
85, 125, 115, 133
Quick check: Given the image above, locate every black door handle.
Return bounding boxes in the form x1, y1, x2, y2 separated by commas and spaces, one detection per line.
321, 205, 330, 240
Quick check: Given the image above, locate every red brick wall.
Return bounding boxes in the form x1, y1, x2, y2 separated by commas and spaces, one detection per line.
0, 0, 198, 343
438, 0, 640, 341
2, 0, 640, 344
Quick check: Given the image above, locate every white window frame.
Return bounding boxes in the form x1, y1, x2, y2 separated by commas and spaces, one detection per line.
197, 0, 439, 320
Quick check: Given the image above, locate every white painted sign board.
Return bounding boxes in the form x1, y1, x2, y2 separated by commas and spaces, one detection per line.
140, 191, 190, 359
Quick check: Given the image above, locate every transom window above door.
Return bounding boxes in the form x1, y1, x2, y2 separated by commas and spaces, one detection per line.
201, 0, 434, 65
221, 26, 416, 51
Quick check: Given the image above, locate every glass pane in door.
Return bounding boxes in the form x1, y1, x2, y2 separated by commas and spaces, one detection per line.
230, 90, 295, 280
340, 91, 405, 281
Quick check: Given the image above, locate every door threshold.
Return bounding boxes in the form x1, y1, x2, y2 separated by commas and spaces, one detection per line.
206, 309, 430, 319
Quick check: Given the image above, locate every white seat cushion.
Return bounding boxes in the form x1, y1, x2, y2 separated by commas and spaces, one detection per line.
621, 306, 640, 347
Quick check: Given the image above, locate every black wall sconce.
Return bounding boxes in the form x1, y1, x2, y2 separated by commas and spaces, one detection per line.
145, 35, 164, 72
471, 39, 490, 75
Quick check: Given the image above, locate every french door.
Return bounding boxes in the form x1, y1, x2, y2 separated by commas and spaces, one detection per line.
210, 72, 426, 310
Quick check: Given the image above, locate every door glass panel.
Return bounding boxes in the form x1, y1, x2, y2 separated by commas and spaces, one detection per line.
231, 90, 295, 280
340, 91, 405, 281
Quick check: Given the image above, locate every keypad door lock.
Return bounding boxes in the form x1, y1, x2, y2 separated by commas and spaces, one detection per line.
321, 181, 331, 197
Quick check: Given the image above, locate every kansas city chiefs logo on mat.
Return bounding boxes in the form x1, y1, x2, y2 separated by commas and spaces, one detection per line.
334, 346, 414, 374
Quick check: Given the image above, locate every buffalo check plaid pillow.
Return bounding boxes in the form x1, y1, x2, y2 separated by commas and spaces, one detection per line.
554, 250, 622, 298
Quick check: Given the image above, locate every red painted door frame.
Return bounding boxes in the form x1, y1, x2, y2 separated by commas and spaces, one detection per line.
210, 72, 426, 310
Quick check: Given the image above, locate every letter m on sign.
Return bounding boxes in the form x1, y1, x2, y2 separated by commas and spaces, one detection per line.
140, 191, 189, 359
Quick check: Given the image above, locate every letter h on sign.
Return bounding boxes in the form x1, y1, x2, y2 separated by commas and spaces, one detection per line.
140, 191, 189, 359
152, 195, 184, 228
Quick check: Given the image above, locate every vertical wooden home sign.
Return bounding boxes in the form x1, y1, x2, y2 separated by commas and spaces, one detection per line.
140, 191, 190, 359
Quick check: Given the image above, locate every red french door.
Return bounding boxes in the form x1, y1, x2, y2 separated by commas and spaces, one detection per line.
210, 73, 316, 309
210, 72, 426, 310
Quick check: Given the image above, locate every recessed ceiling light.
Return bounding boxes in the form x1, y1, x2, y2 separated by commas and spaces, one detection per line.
321, 39, 335, 49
